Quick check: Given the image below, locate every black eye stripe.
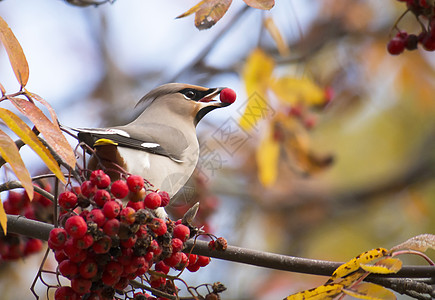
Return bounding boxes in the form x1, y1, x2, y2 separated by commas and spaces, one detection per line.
179, 88, 214, 101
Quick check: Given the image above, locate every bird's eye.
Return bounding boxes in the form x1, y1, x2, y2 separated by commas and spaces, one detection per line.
185, 90, 196, 99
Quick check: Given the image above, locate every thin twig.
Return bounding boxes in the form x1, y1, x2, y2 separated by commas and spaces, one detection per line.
0, 181, 54, 202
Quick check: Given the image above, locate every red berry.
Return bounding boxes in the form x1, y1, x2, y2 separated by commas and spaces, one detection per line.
171, 238, 184, 253
59, 259, 79, 278
197, 255, 210, 267
158, 191, 170, 207
120, 207, 136, 224
126, 175, 144, 193
114, 276, 129, 290
103, 201, 121, 219
149, 272, 165, 288
49, 228, 68, 248
54, 286, 78, 300
54, 250, 68, 263
188, 253, 198, 265
120, 235, 137, 248
64, 240, 87, 263
73, 233, 94, 249
71, 277, 92, 295
387, 37, 405, 55
127, 200, 144, 211
131, 255, 147, 270
90, 170, 111, 189
92, 235, 112, 254
93, 189, 111, 207
186, 263, 201, 272
164, 251, 182, 268
111, 180, 129, 199
79, 258, 98, 279
80, 181, 97, 198
144, 192, 161, 209
173, 224, 190, 242
58, 191, 78, 210
155, 261, 170, 274
65, 216, 88, 239
88, 208, 106, 227
101, 271, 119, 287
24, 238, 43, 255
105, 261, 123, 277
175, 252, 189, 270
149, 218, 167, 236
103, 218, 120, 236
220, 88, 237, 104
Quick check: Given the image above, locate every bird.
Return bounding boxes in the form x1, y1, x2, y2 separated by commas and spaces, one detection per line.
64, 83, 234, 218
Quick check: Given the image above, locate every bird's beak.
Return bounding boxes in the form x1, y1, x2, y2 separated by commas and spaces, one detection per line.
198, 87, 231, 107
194, 87, 229, 125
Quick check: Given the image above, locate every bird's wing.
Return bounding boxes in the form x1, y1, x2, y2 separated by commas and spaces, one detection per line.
73, 124, 187, 163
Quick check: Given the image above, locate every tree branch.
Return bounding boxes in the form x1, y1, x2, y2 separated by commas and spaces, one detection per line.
6, 214, 435, 281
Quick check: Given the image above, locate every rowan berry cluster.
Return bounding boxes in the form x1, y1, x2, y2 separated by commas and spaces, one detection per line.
0, 183, 51, 260
388, 0, 435, 55
48, 170, 213, 300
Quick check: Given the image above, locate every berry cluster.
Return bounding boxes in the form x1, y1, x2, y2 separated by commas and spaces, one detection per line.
388, 0, 435, 55
0, 183, 52, 260
48, 170, 213, 300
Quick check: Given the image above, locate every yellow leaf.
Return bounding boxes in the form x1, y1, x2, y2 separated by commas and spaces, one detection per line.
0, 129, 34, 200
0, 196, 7, 235
0, 108, 65, 183
360, 257, 402, 274
270, 77, 325, 106
343, 283, 396, 300
194, 0, 232, 30
264, 17, 289, 56
328, 248, 388, 282
176, 0, 206, 18
240, 48, 274, 131
10, 97, 76, 168
0, 16, 29, 87
243, 0, 274, 10
256, 125, 279, 186
286, 284, 343, 300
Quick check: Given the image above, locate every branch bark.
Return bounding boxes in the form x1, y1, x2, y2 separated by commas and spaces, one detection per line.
6, 214, 435, 280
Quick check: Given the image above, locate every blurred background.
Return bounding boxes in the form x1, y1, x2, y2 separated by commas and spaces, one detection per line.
1, 0, 435, 299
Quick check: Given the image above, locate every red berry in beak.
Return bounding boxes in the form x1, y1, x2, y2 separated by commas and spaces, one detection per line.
220, 88, 236, 104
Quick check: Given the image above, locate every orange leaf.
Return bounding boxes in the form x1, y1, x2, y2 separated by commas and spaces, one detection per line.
10, 97, 76, 168
176, 0, 206, 18
243, 0, 274, 10
264, 17, 289, 56
26, 92, 61, 130
0, 108, 65, 183
0, 129, 34, 200
194, 0, 233, 30
0, 16, 29, 87
0, 198, 6, 235
256, 124, 280, 186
